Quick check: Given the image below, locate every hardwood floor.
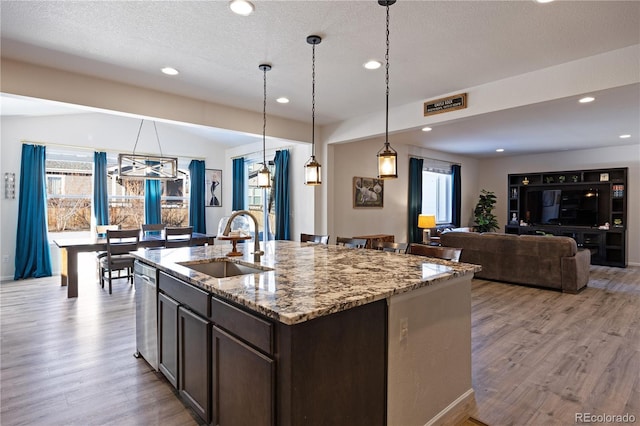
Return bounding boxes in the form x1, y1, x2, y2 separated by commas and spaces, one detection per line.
1, 256, 638, 425
0, 254, 201, 426
469, 265, 640, 426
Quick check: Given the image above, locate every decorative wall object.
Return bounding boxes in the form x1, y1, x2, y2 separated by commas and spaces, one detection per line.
5, 172, 16, 199
206, 169, 222, 207
353, 176, 384, 208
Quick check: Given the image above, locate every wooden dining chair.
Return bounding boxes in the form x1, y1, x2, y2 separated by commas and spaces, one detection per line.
335, 237, 368, 248
300, 233, 330, 245
95, 224, 120, 276
165, 226, 193, 248
141, 223, 166, 237
372, 241, 408, 253
407, 243, 462, 262
99, 229, 140, 294
96, 224, 120, 237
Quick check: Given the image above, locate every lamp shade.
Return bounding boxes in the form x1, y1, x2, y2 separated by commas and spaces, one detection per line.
257, 164, 271, 188
377, 143, 397, 179
418, 214, 436, 229
304, 156, 322, 185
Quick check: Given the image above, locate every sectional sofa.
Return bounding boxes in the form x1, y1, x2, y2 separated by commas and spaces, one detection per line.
440, 231, 590, 293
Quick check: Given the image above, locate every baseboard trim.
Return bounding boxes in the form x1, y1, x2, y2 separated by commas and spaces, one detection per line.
424, 388, 475, 426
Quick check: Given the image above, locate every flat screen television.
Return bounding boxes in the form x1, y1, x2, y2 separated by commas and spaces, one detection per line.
524, 188, 599, 226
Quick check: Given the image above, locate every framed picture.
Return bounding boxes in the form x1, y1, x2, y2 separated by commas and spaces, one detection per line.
206, 169, 222, 207
353, 176, 384, 208
599, 173, 609, 182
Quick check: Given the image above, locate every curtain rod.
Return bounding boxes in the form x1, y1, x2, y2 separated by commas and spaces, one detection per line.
407, 153, 461, 167
20, 139, 206, 161
230, 145, 295, 161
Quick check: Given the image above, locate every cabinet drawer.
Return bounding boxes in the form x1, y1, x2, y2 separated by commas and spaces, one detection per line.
159, 271, 210, 317
211, 297, 273, 355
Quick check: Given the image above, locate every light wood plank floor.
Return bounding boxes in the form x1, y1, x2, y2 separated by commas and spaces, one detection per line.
1, 255, 639, 425
468, 265, 640, 426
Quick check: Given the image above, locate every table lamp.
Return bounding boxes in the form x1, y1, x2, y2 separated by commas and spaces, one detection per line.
418, 214, 436, 244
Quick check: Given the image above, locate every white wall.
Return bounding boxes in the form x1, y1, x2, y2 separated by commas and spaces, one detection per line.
224, 140, 315, 241
330, 138, 639, 266
476, 144, 640, 265
0, 113, 230, 280
330, 138, 480, 243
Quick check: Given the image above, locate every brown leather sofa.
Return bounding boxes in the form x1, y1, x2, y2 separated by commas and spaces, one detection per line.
440, 232, 590, 293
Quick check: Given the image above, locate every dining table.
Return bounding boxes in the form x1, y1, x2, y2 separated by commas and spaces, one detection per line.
54, 232, 215, 298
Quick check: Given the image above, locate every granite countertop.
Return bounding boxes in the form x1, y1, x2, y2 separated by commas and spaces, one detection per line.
132, 240, 481, 325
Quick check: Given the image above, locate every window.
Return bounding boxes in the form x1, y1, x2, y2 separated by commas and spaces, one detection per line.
421, 160, 453, 225
46, 148, 191, 234
46, 149, 93, 232
106, 153, 190, 228
160, 171, 190, 226
245, 159, 275, 240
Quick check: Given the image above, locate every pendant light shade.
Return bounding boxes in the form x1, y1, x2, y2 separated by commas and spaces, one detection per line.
258, 63, 272, 188
304, 156, 321, 185
377, 0, 398, 179
377, 142, 397, 178
304, 35, 322, 186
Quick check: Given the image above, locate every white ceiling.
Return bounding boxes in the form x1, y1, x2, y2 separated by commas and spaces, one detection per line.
1, 0, 639, 157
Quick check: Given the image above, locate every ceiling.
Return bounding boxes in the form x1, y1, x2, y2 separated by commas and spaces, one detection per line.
1, 0, 639, 157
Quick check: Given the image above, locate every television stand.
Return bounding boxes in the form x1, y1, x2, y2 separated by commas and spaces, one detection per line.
505, 224, 625, 267
507, 168, 627, 268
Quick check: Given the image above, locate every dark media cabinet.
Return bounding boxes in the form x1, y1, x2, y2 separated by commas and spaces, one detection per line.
505, 168, 627, 267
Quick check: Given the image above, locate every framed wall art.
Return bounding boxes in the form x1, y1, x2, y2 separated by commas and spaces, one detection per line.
206, 169, 222, 207
353, 176, 384, 208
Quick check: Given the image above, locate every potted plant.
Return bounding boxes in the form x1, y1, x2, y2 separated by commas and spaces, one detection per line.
473, 189, 498, 233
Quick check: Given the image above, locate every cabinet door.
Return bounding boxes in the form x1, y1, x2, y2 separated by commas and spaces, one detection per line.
158, 292, 179, 388
178, 307, 211, 424
212, 326, 275, 426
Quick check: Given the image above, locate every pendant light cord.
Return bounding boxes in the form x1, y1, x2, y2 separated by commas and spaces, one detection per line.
311, 41, 316, 157
262, 66, 267, 166
131, 119, 164, 157
385, 2, 390, 146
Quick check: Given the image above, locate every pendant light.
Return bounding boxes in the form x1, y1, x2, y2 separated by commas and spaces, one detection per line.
377, 0, 398, 179
304, 35, 322, 186
257, 63, 272, 188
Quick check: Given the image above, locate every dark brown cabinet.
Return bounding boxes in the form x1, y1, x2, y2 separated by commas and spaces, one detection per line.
178, 307, 211, 423
158, 271, 212, 424
212, 326, 275, 426
157, 271, 386, 426
506, 167, 627, 267
210, 296, 275, 426
158, 292, 179, 388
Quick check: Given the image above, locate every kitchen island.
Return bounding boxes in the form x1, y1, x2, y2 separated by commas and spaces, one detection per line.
132, 240, 481, 426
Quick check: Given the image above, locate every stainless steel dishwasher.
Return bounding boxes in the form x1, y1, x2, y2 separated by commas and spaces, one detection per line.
134, 260, 158, 370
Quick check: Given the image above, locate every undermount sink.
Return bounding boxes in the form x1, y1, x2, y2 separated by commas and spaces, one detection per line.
178, 260, 272, 278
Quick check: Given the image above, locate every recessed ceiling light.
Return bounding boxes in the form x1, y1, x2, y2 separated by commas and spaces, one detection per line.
421, 127, 432, 132
535, 0, 555, 3
276, 97, 289, 104
161, 67, 179, 76
363, 60, 381, 70
496, 148, 505, 152
229, 0, 254, 16
619, 134, 631, 139
579, 96, 595, 103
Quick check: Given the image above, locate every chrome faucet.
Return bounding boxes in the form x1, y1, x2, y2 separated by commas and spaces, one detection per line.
222, 210, 264, 262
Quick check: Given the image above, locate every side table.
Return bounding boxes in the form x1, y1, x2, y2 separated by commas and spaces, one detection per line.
352, 234, 395, 249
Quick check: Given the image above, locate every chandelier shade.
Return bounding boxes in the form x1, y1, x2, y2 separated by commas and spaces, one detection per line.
119, 120, 177, 180
118, 154, 178, 180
